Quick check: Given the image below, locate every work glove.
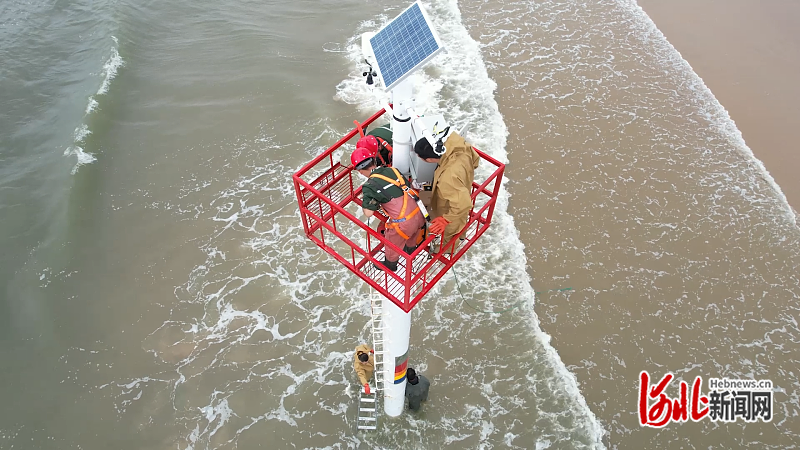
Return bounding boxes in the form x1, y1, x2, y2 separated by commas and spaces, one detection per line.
364, 383, 371, 395
369, 349, 374, 354
428, 216, 449, 235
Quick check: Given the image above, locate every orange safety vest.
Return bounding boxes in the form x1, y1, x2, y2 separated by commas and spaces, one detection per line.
369, 167, 421, 240
374, 136, 393, 166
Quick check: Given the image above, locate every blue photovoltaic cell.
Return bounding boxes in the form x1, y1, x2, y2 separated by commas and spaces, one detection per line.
370, 3, 440, 90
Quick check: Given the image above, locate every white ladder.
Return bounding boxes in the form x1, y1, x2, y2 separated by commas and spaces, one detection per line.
371, 293, 385, 391
357, 294, 385, 431
357, 391, 377, 431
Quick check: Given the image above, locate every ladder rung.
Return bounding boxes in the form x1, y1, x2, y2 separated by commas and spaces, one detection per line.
358, 425, 377, 430
359, 408, 375, 412
360, 397, 375, 403
359, 417, 377, 421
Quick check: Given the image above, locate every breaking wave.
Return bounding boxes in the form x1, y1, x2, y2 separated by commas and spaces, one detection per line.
66, 36, 123, 174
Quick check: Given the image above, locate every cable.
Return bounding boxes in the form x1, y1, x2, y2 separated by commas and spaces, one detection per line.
451, 265, 572, 315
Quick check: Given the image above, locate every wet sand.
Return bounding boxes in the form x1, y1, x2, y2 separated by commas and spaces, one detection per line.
638, 0, 800, 212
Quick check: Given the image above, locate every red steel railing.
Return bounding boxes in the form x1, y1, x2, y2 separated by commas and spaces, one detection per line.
292, 108, 505, 312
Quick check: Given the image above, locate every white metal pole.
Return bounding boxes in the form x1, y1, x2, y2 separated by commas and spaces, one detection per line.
390, 79, 413, 177
381, 77, 415, 417
382, 297, 411, 417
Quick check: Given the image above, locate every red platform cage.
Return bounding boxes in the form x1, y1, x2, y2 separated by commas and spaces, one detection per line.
292, 108, 505, 312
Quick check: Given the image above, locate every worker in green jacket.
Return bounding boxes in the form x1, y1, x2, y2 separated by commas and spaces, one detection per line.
355, 123, 393, 167
351, 148, 425, 271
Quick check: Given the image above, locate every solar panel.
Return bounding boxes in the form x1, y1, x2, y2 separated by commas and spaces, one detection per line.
369, 1, 444, 91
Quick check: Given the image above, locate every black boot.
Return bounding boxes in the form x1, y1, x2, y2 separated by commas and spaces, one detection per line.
373, 259, 399, 272
403, 244, 418, 254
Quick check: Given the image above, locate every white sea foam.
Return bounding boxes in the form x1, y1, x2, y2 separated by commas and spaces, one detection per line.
68, 37, 122, 174
73, 123, 91, 142
66, 122, 95, 174
620, 0, 797, 226
65, 146, 97, 174
85, 97, 99, 114
97, 39, 123, 96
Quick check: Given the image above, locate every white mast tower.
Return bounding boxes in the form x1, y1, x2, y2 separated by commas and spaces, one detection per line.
360, 1, 445, 417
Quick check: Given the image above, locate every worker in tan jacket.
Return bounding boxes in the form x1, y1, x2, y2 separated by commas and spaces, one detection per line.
354, 344, 375, 394
413, 130, 480, 251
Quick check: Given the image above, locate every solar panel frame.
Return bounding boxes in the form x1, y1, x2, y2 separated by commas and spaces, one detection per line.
369, 1, 444, 91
